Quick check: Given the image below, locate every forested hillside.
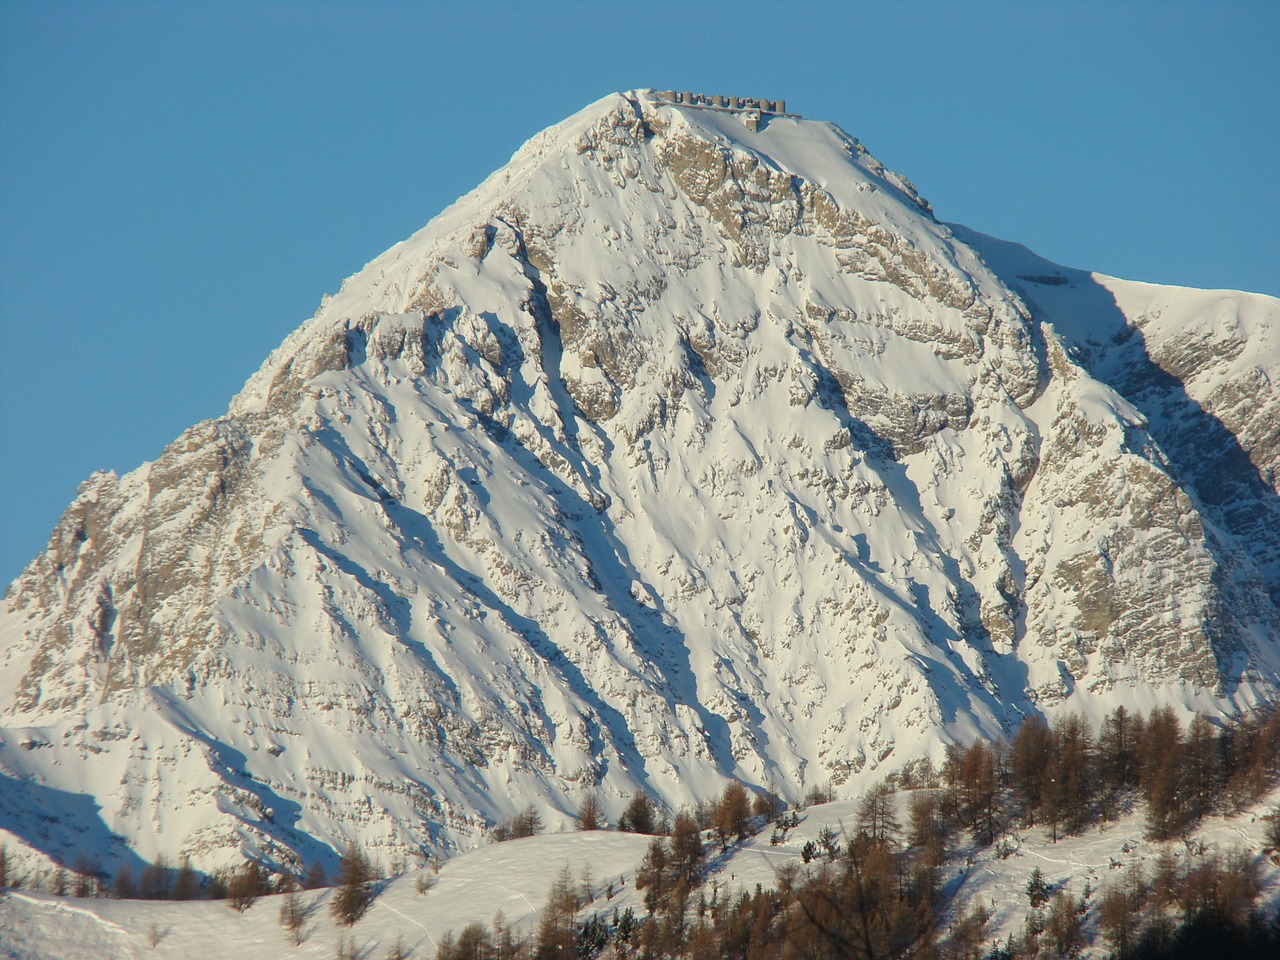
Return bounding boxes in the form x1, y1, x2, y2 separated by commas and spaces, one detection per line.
5, 705, 1279, 959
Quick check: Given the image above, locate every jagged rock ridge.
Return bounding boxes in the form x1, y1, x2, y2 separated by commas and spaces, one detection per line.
2, 91, 1278, 874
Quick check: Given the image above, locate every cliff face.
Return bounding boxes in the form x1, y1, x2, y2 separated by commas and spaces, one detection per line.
2, 92, 1277, 873
956, 227, 1280, 699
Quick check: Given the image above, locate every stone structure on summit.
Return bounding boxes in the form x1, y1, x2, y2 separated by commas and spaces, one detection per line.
652, 90, 792, 130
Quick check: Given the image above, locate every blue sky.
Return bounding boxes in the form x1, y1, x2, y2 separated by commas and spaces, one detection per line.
1, 1, 1277, 583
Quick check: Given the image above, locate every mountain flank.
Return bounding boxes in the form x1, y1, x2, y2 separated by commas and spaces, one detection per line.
2, 90, 1278, 875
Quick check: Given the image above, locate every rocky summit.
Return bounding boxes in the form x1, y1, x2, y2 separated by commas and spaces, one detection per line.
2, 91, 1278, 875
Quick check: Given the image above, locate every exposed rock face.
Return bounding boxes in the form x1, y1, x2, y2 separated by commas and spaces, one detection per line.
954, 227, 1280, 702
2, 92, 1277, 874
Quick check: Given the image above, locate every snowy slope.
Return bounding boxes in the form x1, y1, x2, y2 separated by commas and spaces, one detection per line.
0, 832, 653, 960
2, 91, 1278, 876
2, 791, 1277, 960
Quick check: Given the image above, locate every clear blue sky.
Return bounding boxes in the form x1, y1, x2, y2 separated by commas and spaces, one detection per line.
2, 1, 1277, 584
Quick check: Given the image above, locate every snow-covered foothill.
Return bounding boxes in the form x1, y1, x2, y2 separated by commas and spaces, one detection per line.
2, 788, 1277, 960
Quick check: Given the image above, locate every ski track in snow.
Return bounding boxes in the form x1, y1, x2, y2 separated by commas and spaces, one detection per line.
443, 875, 537, 915
373, 897, 436, 950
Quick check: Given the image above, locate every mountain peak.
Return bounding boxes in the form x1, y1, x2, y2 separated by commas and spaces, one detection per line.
233, 88, 1022, 423
3, 92, 1278, 875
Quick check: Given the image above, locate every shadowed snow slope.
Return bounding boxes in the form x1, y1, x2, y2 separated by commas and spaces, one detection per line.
2, 91, 1278, 874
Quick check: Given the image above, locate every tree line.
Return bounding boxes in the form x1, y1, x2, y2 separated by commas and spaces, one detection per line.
436, 704, 1280, 960
0, 839, 377, 929
3, 704, 1279, 958
949, 703, 1280, 845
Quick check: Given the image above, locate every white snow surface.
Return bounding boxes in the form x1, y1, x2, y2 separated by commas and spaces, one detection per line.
1, 91, 1278, 876
2, 789, 1277, 960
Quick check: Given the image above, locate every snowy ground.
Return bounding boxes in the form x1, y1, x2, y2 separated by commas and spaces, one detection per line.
2, 789, 1277, 959
0, 832, 652, 959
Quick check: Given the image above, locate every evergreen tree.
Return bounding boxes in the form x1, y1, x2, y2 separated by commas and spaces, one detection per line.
713, 782, 752, 849
173, 855, 199, 900
228, 860, 265, 911
533, 866, 579, 960
856, 781, 901, 845
1052, 712, 1095, 835
959, 741, 999, 846
139, 853, 171, 900
619, 791, 657, 835
670, 810, 705, 887
1183, 714, 1223, 822
635, 836, 669, 914
1026, 866, 1051, 908
510, 805, 543, 839
330, 842, 375, 926
1140, 706, 1186, 839
575, 793, 604, 831
303, 860, 328, 889
279, 888, 307, 945
1010, 715, 1053, 822
113, 864, 136, 899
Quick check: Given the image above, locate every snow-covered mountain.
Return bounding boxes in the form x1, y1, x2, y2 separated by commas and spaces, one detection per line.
2, 90, 1278, 875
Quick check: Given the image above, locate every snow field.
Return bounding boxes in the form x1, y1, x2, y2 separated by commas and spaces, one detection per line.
4, 787, 1278, 960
